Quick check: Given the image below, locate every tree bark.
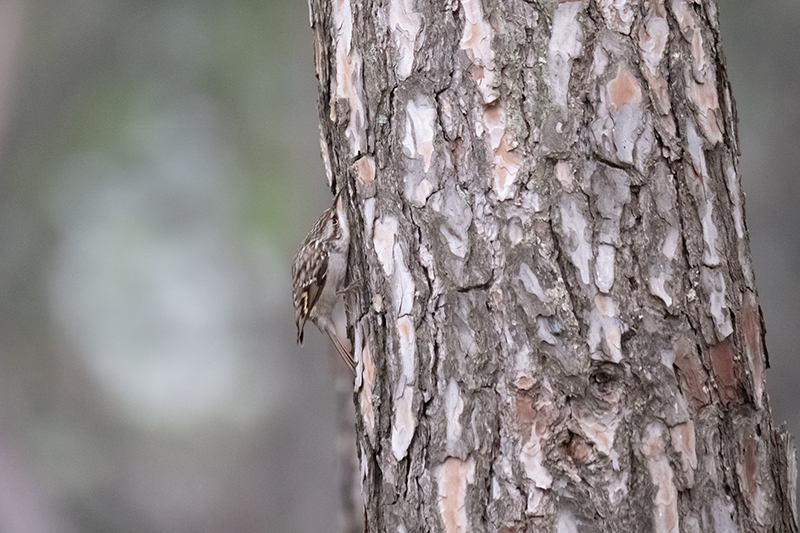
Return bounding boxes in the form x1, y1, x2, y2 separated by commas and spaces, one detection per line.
308, 0, 798, 531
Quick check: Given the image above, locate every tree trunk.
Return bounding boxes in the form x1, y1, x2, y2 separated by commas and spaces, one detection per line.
308, 0, 798, 531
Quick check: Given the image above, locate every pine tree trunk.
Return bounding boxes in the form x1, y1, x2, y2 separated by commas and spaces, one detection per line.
308, 0, 798, 531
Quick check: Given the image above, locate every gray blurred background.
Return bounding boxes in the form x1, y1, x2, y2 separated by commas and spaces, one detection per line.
0, 1, 795, 532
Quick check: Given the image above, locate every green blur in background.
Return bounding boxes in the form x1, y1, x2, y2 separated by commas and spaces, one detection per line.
0, 1, 797, 531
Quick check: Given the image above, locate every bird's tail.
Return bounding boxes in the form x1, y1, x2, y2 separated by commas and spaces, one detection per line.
328, 330, 356, 375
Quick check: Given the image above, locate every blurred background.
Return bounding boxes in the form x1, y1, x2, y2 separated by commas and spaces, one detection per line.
0, 1, 796, 531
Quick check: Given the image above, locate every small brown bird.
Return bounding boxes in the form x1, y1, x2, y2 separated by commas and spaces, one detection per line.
291, 191, 355, 373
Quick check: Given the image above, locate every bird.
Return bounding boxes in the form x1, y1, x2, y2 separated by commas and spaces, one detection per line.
291, 190, 356, 374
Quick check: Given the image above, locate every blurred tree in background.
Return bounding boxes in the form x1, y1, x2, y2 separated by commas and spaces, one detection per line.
0, 0, 796, 532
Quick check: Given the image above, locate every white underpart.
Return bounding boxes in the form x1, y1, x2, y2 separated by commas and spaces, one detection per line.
388, 0, 421, 80
392, 316, 417, 460
330, 297, 350, 354
548, 1, 584, 110
403, 98, 437, 172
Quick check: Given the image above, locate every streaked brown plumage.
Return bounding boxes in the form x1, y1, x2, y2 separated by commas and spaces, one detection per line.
291, 191, 355, 373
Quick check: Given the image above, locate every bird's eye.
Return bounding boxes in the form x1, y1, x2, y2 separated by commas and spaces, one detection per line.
331, 215, 339, 226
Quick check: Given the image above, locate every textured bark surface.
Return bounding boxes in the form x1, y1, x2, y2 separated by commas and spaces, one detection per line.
308, 0, 798, 531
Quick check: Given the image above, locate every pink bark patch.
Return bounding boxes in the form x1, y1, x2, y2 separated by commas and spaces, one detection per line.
709, 338, 741, 405
356, 156, 375, 184
607, 65, 642, 108
436, 457, 475, 533
672, 338, 710, 408
742, 431, 758, 500
738, 291, 765, 407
